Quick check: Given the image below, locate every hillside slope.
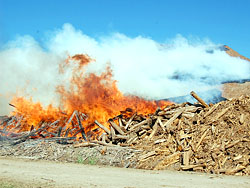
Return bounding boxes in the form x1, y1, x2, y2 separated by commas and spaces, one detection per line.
222, 45, 250, 62
222, 45, 250, 99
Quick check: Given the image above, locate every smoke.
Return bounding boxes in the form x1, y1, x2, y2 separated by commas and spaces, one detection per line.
1, 23, 250, 114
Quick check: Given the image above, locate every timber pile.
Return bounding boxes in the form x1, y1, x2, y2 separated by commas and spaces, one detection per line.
129, 95, 250, 175
89, 92, 250, 175
0, 92, 250, 175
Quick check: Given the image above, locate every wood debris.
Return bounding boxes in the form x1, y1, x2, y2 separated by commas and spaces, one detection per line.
1, 93, 250, 176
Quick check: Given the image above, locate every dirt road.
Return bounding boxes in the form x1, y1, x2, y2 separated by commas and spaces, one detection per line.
0, 157, 249, 188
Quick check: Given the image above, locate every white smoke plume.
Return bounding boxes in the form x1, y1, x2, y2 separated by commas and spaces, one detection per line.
0, 23, 250, 115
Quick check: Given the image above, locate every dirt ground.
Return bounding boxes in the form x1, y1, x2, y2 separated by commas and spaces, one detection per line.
0, 157, 250, 188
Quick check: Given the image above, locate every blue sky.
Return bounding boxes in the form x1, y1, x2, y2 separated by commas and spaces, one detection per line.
1, 0, 250, 57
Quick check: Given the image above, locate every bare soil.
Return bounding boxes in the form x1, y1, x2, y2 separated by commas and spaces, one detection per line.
0, 157, 250, 188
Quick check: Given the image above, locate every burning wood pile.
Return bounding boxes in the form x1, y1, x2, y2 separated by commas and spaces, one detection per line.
1, 91, 250, 176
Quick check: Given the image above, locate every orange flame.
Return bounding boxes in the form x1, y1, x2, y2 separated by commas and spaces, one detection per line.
8, 54, 171, 138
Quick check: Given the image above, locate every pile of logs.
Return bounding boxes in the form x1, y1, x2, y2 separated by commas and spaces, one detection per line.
90, 92, 250, 175
0, 110, 89, 144
1, 91, 250, 175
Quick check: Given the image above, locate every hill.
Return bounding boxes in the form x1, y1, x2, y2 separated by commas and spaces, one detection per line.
222, 45, 250, 99
222, 45, 250, 62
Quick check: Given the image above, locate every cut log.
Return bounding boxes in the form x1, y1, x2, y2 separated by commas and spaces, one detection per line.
138, 151, 157, 161
57, 127, 62, 137
154, 139, 167, 144
108, 119, 125, 135
94, 120, 111, 135
153, 152, 181, 170
100, 133, 107, 144
50, 120, 60, 127
181, 163, 206, 170
204, 103, 220, 118
75, 111, 87, 141
177, 119, 182, 131
164, 108, 184, 131
8, 103, 16, 108
9, 123, 49, 144
125, 113, 137, 130
157, 117, 165, 132
195, 129, 209, 151
64, 128, 70, 137
225, 140, 240, 149
118, 118, 123, 127
190, 91, 209, 108
42, 129, 57, 137
126, 134, 137, 144
214, 107, 230, 120
184, 106, 201, 113
64, 110, 77, 130
138, 129, 147, 136
148, 119, 159, 140
128, 119, 149, 133
113, 135, 129, 140
73, 128, 83, 137
110, 126, 116, 140
183, 150, 192, 166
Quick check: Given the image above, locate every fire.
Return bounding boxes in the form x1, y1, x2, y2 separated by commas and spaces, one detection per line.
10, 97, 62, 131
4, 54, 171, 139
